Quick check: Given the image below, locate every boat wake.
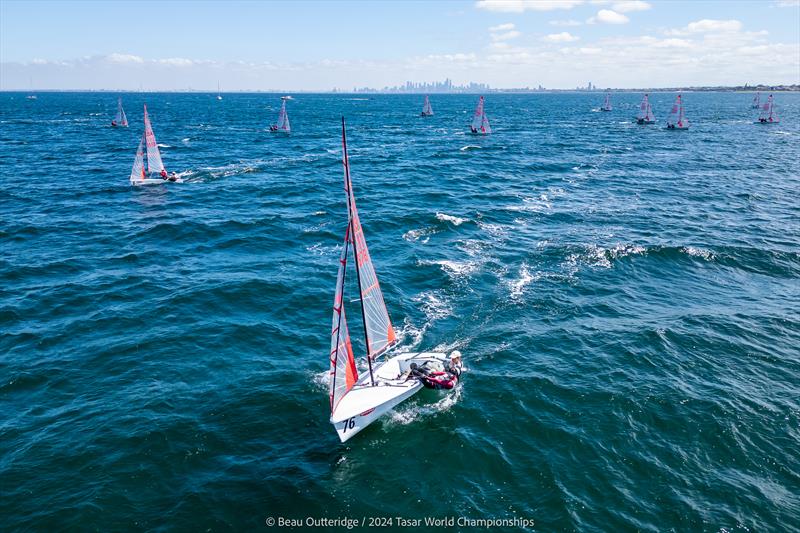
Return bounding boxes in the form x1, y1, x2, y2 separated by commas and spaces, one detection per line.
385, 383, 464, 427
460, 145, 481, 151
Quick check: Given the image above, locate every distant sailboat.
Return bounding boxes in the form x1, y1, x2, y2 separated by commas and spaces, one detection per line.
470, 96, 491, 134
112, 97, 128, 127
130, 104, 180, 185
26, 76, 36, 100
269, 98, 291, 133
600, 91, 612, 111
756, 94, 779, 124
217, 82, 222, 101
421, 95, 434, 117
328, 117, 462, 443
751, 91, 760, 109
665, 94, 689, 130
636, 93, 656, 124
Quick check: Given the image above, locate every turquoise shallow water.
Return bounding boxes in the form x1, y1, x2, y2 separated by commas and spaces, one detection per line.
1, 92, 799, 531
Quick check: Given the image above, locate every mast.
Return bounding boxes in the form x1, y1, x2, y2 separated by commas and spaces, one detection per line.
342, 116, 375, 386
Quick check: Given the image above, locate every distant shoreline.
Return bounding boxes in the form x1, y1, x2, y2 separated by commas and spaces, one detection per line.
2, 85, 798, 94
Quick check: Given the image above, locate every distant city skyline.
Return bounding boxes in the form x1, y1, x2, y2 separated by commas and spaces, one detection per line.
1, 1, 798, 91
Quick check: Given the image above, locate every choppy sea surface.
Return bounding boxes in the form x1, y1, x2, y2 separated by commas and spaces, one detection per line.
1, 92, 799, 531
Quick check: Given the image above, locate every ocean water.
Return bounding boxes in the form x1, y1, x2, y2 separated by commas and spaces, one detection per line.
1, 92, 799, 531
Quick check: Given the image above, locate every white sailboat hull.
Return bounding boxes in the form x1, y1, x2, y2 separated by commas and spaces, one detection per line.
331, 351, 452, 443
131, 177, 183, 186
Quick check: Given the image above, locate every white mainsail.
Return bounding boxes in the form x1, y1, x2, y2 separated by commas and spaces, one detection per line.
114, 97, 128, 126
276, 100, 291, 132
342, 120, 396, 360
143, 104, 166, 174
422, 95, 433, 116
602, 92, 612, 111
752, 92, 760, 109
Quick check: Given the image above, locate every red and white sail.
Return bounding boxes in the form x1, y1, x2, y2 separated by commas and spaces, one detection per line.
276, 100, 291, 132
143, 104, 166, 174
115, 97, 128, 126
129, 133, 146, 184
329, 225, 358, 412
666, 94, 689, 128
422, 95, 433, 116
759, 94, 779, 123
341, 120, 397, 360
638, 93, 655, 122
471, 96, 491, 133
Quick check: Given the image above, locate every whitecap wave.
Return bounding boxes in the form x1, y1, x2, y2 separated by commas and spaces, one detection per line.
460, 145, 480, 151
419, 258, 478, 279
508, 263, 537, 299
436, 212, 468, 226
682, 246, 715, 260
403, 227, 436, 243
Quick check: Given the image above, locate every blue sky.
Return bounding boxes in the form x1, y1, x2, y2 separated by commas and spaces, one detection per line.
1, 0, 798, 90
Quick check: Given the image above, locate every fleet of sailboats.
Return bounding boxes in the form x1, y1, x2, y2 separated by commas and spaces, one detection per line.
328, 118, 461, 442
421, 95, 434, 117
470, 96, 491, 134
637, 93, 656, 124
601, 92, 612, 112
130, 104, 179, 185
756, 94, 779, 124
112, 97, 128, 127
665, 94, 689, 130
270, 98, 291, 133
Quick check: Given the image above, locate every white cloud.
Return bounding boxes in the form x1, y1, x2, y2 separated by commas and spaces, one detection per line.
476, 0, 584, 13
156, 58, 195, 67
549, 19, 582, 26
774, 0, 799, 6
652, 38, 692, 48
543, 32, 581, 42
489, 23, 516, 31
612, 1, 651, 12
492, 30, 522, 41
587, 9, 630, 24
106, 53, 144, 64
687, 19, 742, 32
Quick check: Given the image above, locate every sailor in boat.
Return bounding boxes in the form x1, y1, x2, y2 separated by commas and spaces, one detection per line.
111, 120, 117, 127
408, 352, 462, 390
160, 169, 179, 182
470, 126, 478, 134
269, 124, 278, 132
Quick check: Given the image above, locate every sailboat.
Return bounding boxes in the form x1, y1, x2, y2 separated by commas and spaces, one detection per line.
26, 76, 36, 100
328, 118, 462, 443
665, 94, 689, 130
421, 95, 434, 117
269, 98, 291, 133
470, 96, 491, 134
751, 91, 761, 109
756, 94, 779, 124
112, 97, 128, 127
600, 91, 612, 111
216, 82, 222, 101
636, 93, 656, 124
129, 104, 180, 185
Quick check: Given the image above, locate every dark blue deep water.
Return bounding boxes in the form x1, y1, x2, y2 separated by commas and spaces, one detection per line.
1, 92, 799, 531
